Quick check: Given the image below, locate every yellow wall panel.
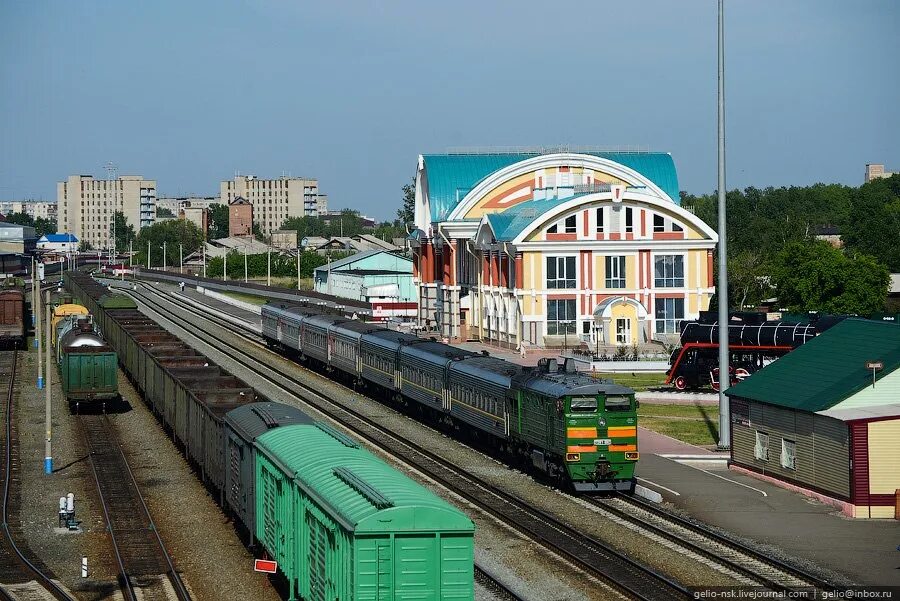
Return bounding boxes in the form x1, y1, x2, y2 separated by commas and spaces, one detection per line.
688, 293, 699, 315
868, 419, 900, 494
594, 255, 604, 289
687, 249, 704, 289
625, 255, 637, 289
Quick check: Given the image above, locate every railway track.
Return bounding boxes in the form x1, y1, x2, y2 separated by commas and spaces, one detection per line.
117, 281, 692, 600
475, 564, 528, 601
587, 494, 833, 591
0, 351, 75, 601
79, 413, 190, 601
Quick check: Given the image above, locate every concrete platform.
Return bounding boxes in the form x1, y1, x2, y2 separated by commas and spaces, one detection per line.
635, 452, 900, 585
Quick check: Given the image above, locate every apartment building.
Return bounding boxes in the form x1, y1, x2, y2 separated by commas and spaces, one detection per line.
57, 175, 156, 250
865, 164, 897, 183
0, 201, 57, 221
156, 195, 218, 215
219, 175, 328, 235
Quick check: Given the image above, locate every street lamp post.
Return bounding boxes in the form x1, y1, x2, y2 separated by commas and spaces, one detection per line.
163, 241, 167, 272
267, 249, 271, 287
243, 245, 248, 283
179, 244, 183, 275
716, 0, 731, 450
223, 252, 227, 282
44, 294, 52, 474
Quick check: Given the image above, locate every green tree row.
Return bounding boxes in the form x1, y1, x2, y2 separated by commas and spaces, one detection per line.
205, 250, 328, 279
685, 174, 900, 313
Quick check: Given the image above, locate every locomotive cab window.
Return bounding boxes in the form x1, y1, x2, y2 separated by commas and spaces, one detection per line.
569, 397, 598, 413
604, 395, 631, 412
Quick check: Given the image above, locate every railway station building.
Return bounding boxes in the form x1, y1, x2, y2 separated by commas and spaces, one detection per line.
409, 150, 717, 348
726, 319, 900, 519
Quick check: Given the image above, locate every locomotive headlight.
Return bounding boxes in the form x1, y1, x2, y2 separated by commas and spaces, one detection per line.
597, 417, 606, 427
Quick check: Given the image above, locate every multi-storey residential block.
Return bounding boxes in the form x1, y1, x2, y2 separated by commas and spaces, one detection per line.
410, 150, 718, 348
57, 175, 156, 250
864, 164, 897, 183
0, 201, 57, 221
219, 175, 328, 235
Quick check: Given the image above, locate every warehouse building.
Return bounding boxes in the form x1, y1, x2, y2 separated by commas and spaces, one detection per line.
313, 250, 415, 319
0, 222, 37, 254
726, 319, 900, 519
409, 150, 717, 347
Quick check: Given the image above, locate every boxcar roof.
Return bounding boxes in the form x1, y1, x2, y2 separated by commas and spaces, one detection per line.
330, 320, 383, 337
362, 329, 419, 349
400, 341, 475, 362
449, 356, 522, 388
225, 401, 314, 442
257, 425, 473, 533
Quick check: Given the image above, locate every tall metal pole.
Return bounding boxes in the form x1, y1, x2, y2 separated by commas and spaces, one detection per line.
147, 240, 151, 269
30, 259, 36, 328
129, 240, 133, 268
180, 243, 183, 275
223, 252, 227, 282
716, 0, 730, 450
296, 249, 301, 291
267, 249, 271, 287
36, 274, 43, 386
163, 241, 167, 272
244, 245, 248, 283
202, 243, 206, 278
44, 296, 52, 474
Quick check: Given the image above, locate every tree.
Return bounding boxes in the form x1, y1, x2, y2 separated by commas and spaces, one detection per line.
397, 176, 415, 224
841, 174, 900, 272
728, 251, 770, 310
206, 250, 326, 280
110, 211, 136, 254
207, 203, 229, 240
156, 207, 175, 218
769, 241, 889, 314
33, 217, 57, 237
78, 239, 93, 252
134, 219, 204, 269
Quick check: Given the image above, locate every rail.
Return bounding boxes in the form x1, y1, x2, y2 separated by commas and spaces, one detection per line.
79, 414, 191, 601
0, 351, 76, 601
123, 282, 691, 600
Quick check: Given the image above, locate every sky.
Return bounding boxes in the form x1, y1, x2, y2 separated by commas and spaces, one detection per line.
1, 0, 898, 221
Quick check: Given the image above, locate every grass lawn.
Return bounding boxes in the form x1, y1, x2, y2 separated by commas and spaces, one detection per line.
638, 403, 720, 447
593, 372, 668, 391
220, 290, 269, 306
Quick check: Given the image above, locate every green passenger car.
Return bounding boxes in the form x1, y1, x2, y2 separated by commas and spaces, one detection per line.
255, 423, 475, 601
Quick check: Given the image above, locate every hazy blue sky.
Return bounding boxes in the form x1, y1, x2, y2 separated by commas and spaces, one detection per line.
1, 1, 897, 220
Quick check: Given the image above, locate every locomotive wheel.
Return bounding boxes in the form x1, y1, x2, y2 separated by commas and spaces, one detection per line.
673, 376, 687, 391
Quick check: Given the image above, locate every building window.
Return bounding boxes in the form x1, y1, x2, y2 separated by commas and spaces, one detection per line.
653, 214, 665, 232
547, 299, 576, 335
596, 208, 604, 233
781, 438, 796, 470
625, 208, 633, 233
655, 298, 684, 334
564, 214, 577, 234
547, 223, 558, 234
546, 256, 576, 289
754, 431, 769, 461
654, 255, 684, 287
605, 256, 626, 289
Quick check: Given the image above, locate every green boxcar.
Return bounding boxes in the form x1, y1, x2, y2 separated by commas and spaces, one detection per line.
255, 423, 475, 601
60, 345, 118, 407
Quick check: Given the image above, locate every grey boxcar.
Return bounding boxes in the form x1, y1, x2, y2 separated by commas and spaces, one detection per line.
448, 355, 519, 437
222, 402, 314, 544
399, 341, 475, 411
359, 330, 418, 391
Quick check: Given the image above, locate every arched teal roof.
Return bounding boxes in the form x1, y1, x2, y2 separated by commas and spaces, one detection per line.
256, 424, 474, 533
421, 151, 679, 223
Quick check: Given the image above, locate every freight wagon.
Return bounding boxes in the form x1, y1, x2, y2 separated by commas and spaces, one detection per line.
65, 272, 476, 600
0, 287, 25, 349
58, 319, 118, 410
261, 303, 639, 492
